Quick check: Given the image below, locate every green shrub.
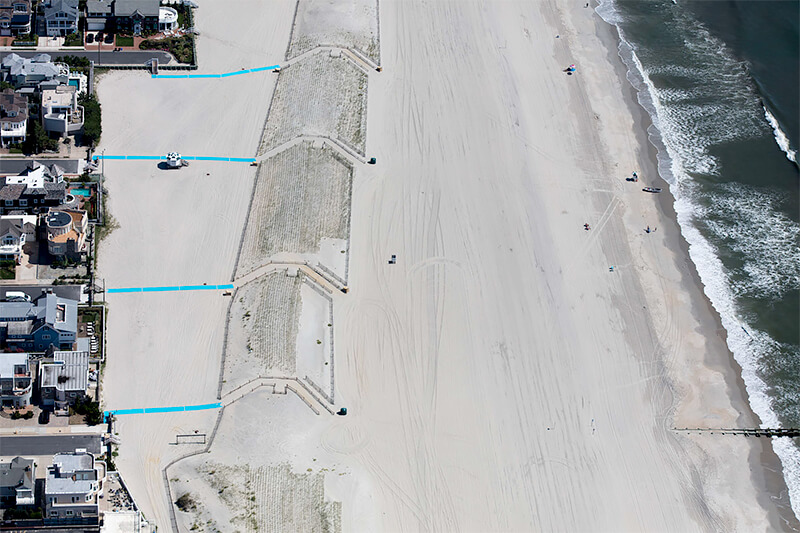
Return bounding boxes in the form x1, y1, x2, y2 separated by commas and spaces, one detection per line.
139, 35, 194, 64
25, 120, 58, 154
63, 32, 83, 47
74, 396, 103, 425
79, 93, 102, 146
56, 55, 91, 68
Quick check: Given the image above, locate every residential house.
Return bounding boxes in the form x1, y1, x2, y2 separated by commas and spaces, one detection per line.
43, 0, 79, 37
0, 457, 36, 507
0, 88, 26, 147
0, 0, 31, 36
0, 292, 78, 351
44, 451, 104, 524
0, 163, 67, 215
0, 159, 88, 179
85, 0, 111, 31
42, 84, 84, 136
113, 0, 158, 35
46, 207, 87, 258
0, 352, 32, 407
0, 53, 67, 90
0, 214, 36, 263
39, 350, 89, 410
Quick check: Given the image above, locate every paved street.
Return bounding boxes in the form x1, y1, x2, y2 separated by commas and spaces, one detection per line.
0, 434, 102, 456
0, 49, 173, 66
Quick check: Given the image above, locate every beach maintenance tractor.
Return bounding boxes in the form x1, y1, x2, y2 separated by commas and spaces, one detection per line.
166, 152, 189, 169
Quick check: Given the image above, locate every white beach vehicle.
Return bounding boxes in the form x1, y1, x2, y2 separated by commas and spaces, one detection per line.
166, 152, 189, 169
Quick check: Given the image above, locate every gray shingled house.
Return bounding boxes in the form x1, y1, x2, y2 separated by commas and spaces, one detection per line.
0, 456, 36, 507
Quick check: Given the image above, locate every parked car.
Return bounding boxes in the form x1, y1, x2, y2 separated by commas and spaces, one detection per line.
104, 34, 114, 44
39, 409, 50, 424
86, 33, 94, 44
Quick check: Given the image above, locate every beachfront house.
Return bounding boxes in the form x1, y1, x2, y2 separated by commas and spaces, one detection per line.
0, 0, 31, 36
44, 450, 104, 524
0, 457, 36, 507
0, 292, 78, 352
85, 0, 111, 31
1, 53, 69, 90
0, 164, 67, 215
39, 350, 89, 411
43, 0, 79, 37
0, 159, 87, 180
41, 84, 84, 137
0, 214, 35, 263
0, 352, 32, 408
46, 207, 87, 258
0, 88, 27, 147
113, 0, 158, 35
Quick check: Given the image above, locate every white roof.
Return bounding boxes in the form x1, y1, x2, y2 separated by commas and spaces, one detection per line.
0, 353, 29, 378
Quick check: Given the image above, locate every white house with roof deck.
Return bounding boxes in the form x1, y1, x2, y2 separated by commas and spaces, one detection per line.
41, 84, 83, 137
44, 450, 104, 524
39, 350, 89, 411
0, 352, 32, 408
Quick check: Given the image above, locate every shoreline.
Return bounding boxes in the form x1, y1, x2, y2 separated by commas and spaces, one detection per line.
595, 8, 798, 529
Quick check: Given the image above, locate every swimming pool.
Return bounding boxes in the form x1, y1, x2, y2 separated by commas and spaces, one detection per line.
71, 188, 91, 196
68, 79, 79, 88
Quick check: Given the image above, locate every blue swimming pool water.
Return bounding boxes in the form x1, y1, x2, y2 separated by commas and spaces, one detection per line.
71, 188, 90, 196
68, 79, 78, 88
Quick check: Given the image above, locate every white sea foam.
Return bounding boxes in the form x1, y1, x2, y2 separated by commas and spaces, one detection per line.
699, 184, 800, 300
764, 106, 798, 163
597, 0, 800, 519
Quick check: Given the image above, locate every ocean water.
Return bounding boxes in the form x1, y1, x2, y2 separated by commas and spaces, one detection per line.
595, 0, 800, 517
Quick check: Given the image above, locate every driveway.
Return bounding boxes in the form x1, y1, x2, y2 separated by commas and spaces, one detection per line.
0, 49, 174, 66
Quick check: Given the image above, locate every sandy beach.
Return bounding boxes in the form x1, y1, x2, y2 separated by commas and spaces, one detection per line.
96, 0, 796, 530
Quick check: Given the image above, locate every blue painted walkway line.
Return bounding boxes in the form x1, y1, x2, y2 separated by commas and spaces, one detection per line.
108, 284, 234, 294
151, 64, 281, 79
92, 155, 256, 163
105, 402, 222, 417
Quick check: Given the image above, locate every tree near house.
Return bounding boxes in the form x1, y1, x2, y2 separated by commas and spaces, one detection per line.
25, 120, 58, 154
79, 93, 102, 146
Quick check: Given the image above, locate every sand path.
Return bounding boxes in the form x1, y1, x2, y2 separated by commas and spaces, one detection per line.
96, 0, 297, 527
324, 1, 775, 530
95, 0, 790, 529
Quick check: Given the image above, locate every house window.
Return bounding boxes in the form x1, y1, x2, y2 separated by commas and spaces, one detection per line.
4, 200, 12, 207
65, 509, 74, 516
42, 334, 51, 340
33, 199, 38, 204
19, 199, 27, 206
50, 510, 58, 517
